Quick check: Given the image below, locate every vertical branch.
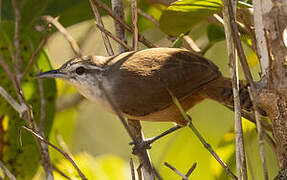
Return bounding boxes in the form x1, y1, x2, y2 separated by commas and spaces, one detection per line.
128, 120, 155, 180
111, 0, 127, 53
110, 0, 154, 179
89, 0, 114, 56
10, 0, 21, 70
253, 0, 270, 77
131, 0, 138, 50
224, 0, 269, 179
221, 0, 247, 179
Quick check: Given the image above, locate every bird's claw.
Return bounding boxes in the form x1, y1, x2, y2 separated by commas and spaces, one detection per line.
129, 139, 152, 155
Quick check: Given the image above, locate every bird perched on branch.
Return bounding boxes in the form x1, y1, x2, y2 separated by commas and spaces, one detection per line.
36, 48, 264, 126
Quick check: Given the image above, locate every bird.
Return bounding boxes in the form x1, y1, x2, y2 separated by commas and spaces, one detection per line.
36, 48, 261, 126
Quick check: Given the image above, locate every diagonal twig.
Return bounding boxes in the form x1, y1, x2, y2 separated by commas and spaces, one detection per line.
22, 33, 49, 78
164, 162, 188, 180
41, 16, 81, 57
0, 86, 27, 117
168, 89, 237, 179
20, 126, 87, 180
137, 8, 159, 26
0, 160, 17, 180
92, 0, 157, 48
185, 163, 197, 177
89, 0, 114, 56
96, 24, 133, 51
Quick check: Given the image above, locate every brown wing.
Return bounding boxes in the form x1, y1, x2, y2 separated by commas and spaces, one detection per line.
104, 48, 222, 116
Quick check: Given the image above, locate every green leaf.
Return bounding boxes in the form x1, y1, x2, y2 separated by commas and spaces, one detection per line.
207, 23, 225, 43
159, 0, 222, 36
2, 0, 111, 27
0, 21, 57, 179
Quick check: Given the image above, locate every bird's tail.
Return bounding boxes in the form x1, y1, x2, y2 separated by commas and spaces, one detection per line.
201, 76, 266, 116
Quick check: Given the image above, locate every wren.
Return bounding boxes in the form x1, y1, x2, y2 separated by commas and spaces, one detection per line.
36, 48, 257, 125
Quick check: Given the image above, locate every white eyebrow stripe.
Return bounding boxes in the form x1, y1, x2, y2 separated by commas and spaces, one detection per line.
86, 64, 104, 71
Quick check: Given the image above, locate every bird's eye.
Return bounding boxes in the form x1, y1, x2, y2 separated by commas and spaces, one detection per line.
75, 66, 86, 75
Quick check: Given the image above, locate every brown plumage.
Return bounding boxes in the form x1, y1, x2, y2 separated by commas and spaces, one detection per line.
91, 48, 255, 125
37, 48, 260, 125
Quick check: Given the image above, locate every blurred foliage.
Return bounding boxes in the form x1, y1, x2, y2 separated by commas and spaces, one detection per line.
159, 0, 252, 36
159, 0, 223, 36
52, 153, 129, 180
0, 21, 56, 179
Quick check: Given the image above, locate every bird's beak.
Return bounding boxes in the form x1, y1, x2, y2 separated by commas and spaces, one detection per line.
35, 69, 68, 79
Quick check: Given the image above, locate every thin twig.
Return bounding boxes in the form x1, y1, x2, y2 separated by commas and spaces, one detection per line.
225, 0, 269, 178
0, 160, 17, 180
164, 162, 188, 180
41, 16, 81, 57
183, 36, 201, 54
130, 158, 136, 180
0, 54, 22, 102
0, 86, 26, 117
168, 89, 237, 179
96, 24, 133, 51
52, 164, 72, 180
131, 0, 138, 50
89, 0, 114, 56
56, 132, 73, 156
22, 34, 49, 78
10, 0, 21, 70
152, 166, 163, 180
92, 0, 157, 48
253, 0, 269, 76
222, 0, 247, 179
136, 125, 181, 146
137, 8, 159, 26
20, 126, 87, 180
185, 163, 197, 177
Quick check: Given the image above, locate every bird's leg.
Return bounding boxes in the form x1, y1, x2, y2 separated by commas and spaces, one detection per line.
130, 125, 183, 155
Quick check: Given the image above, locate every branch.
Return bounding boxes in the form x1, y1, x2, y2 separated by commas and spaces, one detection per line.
164, 162, 196, 180
224, 0, 269, 179
0, 86, 27, 117
95, 24, 133, 51
131, 0, 138, 50
221, 0, 247, 179
92, 0, 157, 48
20, 126, 87, 180
253, 0, 270, 76
89, 0, 114, 56
137, 8, 159, 26
22, 33, 49, 78
41, 16, 81, 57
0, 160, 16, 180
164, 162, 188, 180
111, 0, 127, 53
130, 158, 136, 180
168, 89, 237, 179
